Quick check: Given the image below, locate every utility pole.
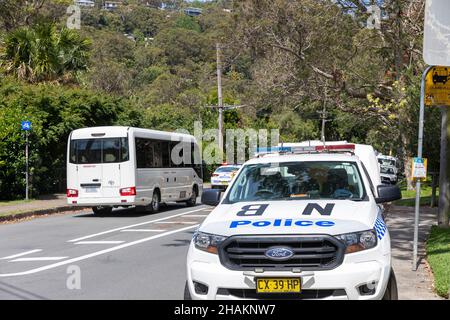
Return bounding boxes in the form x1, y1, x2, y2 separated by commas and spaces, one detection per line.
216, 43, 224, 159
317, 87, 331, 144
438, 106, 450, 227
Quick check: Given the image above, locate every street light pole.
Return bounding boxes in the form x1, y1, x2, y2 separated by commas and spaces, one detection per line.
413, 65, 433, 271
216, 43, 224, 159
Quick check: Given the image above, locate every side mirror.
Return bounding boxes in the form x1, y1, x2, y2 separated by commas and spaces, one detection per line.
201, 189, 222, 206
375, 184, 402, 204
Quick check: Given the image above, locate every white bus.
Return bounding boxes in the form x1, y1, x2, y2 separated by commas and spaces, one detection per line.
66, 126, 203, 215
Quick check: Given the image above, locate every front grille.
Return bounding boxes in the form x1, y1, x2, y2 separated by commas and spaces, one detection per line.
218, 288, 347, 300
219, 235, 345, 271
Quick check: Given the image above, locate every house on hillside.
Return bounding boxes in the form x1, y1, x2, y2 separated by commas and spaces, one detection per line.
75, 0, 95, 7
184, 7, 202, 17
103, 1, 121, 10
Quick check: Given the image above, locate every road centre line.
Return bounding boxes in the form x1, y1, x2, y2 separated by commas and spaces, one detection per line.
74, 241, 124, 245
0, 224, 199, 277
67, 207, 206, 243
0, 249, 42, 260
10, 257, 68, 262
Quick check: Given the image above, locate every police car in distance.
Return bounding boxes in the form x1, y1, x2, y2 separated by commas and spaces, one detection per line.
380, 165, 398, 185
185, 142, 401, 300
210, 164, 241, 190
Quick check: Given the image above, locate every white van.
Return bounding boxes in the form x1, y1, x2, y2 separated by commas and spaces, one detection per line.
67, 126, 203, 215
186, 143, 401, 300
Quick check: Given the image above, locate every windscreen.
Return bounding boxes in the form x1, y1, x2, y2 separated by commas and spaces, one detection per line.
215, 166, 240, 173
70, 138, 129, 164
225, 161, 365, 203
381, 166, 395, 174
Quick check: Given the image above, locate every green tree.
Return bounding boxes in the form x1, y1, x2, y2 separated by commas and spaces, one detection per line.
0, 23, 91, 83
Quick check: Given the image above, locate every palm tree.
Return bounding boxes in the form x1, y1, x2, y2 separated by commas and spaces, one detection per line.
0, 23, 91, 83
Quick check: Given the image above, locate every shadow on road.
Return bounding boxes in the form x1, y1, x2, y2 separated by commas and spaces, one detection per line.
162, 231, 196, 248
72, 203, 200, 218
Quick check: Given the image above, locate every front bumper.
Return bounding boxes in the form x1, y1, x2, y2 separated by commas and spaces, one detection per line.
186, 244, 391, 300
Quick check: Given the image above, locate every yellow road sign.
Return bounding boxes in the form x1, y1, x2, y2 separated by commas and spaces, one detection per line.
425, 66, 450, 106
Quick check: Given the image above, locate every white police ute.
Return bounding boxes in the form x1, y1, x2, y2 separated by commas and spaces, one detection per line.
185, 143, 401, 300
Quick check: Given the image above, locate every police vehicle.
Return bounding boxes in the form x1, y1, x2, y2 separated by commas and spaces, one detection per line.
185, 142, 401, 300
211, 164, 241, 190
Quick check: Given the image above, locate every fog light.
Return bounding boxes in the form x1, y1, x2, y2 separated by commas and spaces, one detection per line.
193, 281, 208, 295
358, 282, 377, 296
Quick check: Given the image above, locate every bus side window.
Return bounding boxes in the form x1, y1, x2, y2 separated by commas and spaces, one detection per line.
154, 141, 162, 168
161, 141, 170, 168
170, 141, 183, 168
136, 138, 155, 168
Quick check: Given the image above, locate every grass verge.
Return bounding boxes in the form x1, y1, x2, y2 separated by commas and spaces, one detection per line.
0, 199, 33, 207
394, 178, 439, 207
426, 226, 450, 298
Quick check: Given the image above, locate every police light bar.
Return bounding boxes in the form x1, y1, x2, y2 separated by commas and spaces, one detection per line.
255, 144, 355, 157
256, 146, 292, 154
315, 144, 355, 152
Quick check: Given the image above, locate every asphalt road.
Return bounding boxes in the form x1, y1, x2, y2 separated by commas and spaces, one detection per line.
0, 201, 211, 300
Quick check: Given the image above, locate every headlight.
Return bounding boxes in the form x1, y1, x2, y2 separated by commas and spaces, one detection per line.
335, 230, 378, 254
193, 231, 227, 254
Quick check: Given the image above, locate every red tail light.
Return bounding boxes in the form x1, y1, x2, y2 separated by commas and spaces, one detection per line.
67, 189, 78, 198
120, 187, 136, 196
212, 173, 219, 177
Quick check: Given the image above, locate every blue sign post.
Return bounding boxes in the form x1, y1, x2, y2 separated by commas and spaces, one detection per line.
21, 121, 31, 131
21, 121, 31, 200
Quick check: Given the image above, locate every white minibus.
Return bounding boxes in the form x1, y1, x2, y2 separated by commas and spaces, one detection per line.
67, 126, 203, 215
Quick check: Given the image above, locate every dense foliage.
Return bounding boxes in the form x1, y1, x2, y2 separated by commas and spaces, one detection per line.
0, 0, 443, 199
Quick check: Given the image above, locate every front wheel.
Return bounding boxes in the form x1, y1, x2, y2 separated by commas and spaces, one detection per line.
186, 187, 197, 207
150, 191, 160, 213
382, 268, 398, 300
92, 206, 113, 216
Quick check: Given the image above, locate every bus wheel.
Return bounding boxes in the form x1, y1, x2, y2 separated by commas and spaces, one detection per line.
150, 191, 160, 213
186, 187, 197, 207
92, 206, 112, 216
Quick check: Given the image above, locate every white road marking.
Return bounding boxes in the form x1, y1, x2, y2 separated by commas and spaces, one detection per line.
120, 229, 166, 232
154, 221, 197, 225
10, 257, 68, 262
0, 224, 198, 277
67, 207, 206, 243
184, 214, 209, 217
0, 249, 42, 260
74, 241, 125, 245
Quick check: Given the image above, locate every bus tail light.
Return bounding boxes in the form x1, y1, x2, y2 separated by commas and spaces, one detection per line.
67, 189, 78, 197
120, 187, 136, 196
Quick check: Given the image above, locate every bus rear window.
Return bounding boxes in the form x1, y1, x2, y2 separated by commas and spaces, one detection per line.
70, 138, 129, 164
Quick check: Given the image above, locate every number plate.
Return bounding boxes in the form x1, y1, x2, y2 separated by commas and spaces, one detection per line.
85, 187, 99, 193
256, 278, 301, 294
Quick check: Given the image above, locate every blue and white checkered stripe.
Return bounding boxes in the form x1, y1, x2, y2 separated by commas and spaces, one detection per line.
374, 216, 387, 240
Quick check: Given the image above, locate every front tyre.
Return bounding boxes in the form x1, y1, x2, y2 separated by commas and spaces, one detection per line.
184, 281, 192, 300
92, 206, 113, 216
150, 191, 160, 213
382, 268, 398, 300
186, 187, 197, 207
